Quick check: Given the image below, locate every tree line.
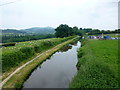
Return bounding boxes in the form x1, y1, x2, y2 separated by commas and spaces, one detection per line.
55, 24, 83, 38
2, 24, 119, 43
2, 34, 55, 43
55, 24, 119, 38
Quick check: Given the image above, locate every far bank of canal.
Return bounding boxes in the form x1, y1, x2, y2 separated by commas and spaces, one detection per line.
22, 41, 81, 88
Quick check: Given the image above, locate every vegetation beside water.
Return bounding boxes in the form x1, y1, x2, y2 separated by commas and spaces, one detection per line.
3, 36, 80, 88
2, 36, 75, 74
2, 23, 119, 88
69, 40, 119, 88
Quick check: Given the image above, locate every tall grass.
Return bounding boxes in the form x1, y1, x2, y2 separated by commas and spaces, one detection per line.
69, 40, 119, 88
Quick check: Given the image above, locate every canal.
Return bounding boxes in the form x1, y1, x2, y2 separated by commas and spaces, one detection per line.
22, 41, 81, 88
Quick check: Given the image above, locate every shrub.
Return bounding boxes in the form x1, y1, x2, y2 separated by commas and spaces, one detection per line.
2, 51, 24, 72
34, 45, 40, 53
20, 47, 35, 58
42, 40, 54, 46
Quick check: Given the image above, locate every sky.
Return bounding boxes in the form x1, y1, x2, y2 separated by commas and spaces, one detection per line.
0, 0, 119, 30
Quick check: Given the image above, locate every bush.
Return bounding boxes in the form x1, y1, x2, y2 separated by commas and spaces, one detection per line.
34, 45, 41, 53
42, 40, 54, 46
20, 47, 35, 58
2, 47, 35, 72
2, 51, 24, 72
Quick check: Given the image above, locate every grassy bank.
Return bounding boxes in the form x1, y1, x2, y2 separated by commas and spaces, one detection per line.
2, 36, 75, 80
69, 40, 119, 88
3, 36, 80, 88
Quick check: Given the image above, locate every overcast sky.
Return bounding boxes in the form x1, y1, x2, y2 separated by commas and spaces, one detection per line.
0, 0, 119, 30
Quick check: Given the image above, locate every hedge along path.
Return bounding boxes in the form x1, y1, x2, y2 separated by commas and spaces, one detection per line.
1, 36, 79, 88
2, 36, 75, 79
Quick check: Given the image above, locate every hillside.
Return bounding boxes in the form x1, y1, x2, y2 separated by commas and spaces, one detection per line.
1, 29, 26, 35
21, 27, 55, 34
1, 27, 55, 35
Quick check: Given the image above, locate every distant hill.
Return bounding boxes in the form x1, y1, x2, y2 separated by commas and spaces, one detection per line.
2, 29, 26, 35
1, 27, 55, 35
21, 27, 55, 34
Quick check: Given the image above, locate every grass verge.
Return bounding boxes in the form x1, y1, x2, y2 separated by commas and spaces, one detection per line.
69, 40, 119, 88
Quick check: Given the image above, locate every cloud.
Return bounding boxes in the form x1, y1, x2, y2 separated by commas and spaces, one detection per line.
0, 0, 118, 30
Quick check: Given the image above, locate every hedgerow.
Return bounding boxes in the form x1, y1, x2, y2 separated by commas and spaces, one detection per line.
2, 36, 76, 73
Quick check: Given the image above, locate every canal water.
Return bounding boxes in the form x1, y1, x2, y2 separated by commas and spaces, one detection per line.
22, 41, 81, 88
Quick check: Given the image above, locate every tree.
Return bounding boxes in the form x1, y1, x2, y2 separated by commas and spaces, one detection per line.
89, 29, 101, 35
73, 26, 83, 36
55, 24, 84, 38
55, 24, 73, 38
83, 28, 92, 33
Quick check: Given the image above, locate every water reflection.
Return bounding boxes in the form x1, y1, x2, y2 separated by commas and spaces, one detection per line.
59, 45, 72, 52
59, 41, 80, 52
22, 41, 81, 88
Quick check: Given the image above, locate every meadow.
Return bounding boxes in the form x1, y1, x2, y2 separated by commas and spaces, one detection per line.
2, 36, 75, 75
69, 39, 119, 88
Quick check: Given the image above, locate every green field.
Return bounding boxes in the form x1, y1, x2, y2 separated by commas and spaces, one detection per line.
105, 34, 120, 37
69, 39, 119, 88
91, 34, 120, 37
